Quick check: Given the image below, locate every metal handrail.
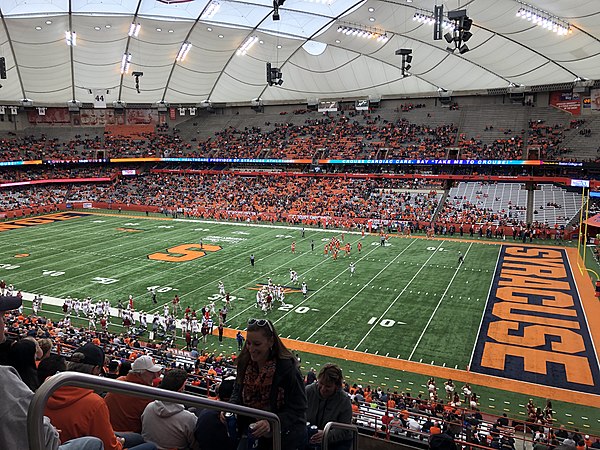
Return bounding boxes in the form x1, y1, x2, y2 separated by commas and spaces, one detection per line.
322, 421, 359, 450
28, 372, 281, 450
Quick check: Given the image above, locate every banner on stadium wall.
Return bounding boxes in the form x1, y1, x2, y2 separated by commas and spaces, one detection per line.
82, 203, 93, 209
591, 89, 600, 111
318, 101, 338, 112
355, 99, 369, 111
27, 108, 71, 124
79, 109, 120, 126
126, 109, 158, 125
169, 108, 176, 120
549, 90, 581, 115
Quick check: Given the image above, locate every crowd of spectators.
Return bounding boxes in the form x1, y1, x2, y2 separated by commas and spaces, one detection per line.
0, 134, 103, 161
0, 104, 589, 162
0, 166, 116, 183
0, 172, 581, 234
95, 173, 443, 225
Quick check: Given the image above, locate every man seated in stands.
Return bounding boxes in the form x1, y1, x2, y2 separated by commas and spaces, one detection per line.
44, 343, 156, 450
141, 368, 200, 450
105, 354, 164, 433
305, 363, 353, 450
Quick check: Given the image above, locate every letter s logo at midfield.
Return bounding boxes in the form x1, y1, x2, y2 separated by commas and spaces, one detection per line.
148, 244, 222, 262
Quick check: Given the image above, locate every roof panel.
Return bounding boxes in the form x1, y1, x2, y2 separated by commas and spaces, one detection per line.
0, 0, 597, 104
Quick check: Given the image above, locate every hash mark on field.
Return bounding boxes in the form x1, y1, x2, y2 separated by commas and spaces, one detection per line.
286, 335, 291, 338
324, 342, 328, 345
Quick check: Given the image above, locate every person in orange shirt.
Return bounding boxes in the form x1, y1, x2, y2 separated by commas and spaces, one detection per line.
44, 343, 155, 450
387, 397, 396, 410
430, 422, 442, 435
104, 355, 163, 434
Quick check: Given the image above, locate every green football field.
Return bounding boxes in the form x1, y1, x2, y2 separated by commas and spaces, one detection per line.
0, 210, 498, 369
2, 210, 600, 433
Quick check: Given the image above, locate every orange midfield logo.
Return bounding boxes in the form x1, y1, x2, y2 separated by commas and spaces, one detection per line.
148, 243, 222, 262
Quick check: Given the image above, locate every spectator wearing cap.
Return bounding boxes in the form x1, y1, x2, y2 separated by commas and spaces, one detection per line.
105, 354, 164, 433
305, 363, 353, 450
141, 368, 200, 450
44, 342, 156, 450
0, 294, 23, 365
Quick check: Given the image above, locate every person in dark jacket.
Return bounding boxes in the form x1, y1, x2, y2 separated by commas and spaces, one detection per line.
305, 363, 353, 450
229, 318, 307, 450
8, 337, 41, 392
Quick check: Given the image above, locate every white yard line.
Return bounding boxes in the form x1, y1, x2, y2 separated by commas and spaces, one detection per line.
408, 242, 473, 361
305, 239, 419, 341
271, 241, 385, 325
353, 240, 446, 351
226, 236, 370, 323
467, 245, 502, 369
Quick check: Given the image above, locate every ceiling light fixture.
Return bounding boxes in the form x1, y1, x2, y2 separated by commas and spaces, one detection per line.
412, 11, 453, 29
515, 3, 570, 35
128, 22, 141, 37
65, 30, 76, 46
237, 35, 258, 56
336, 23, 389, 43
176, 42, 192, 62
120, 53, 132, 74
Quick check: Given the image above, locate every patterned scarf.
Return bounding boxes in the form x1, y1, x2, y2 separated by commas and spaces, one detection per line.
242, 359, 279, 411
